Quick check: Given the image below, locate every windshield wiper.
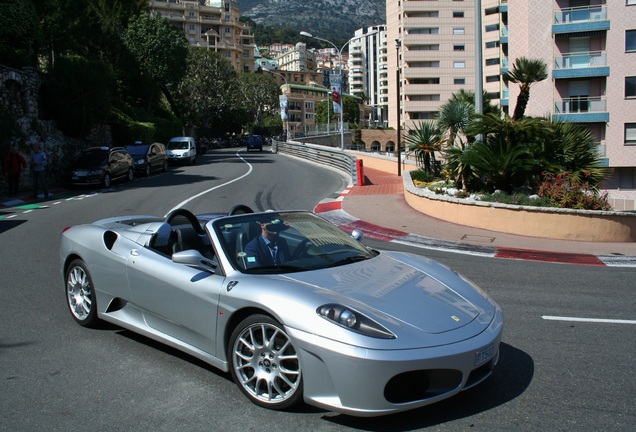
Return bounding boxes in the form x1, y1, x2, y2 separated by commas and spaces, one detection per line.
326, 255, 370, 268
243, 265, 303, 274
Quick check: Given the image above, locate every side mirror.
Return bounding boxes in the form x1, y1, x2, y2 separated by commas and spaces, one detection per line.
172, 249, 218, 273
351, 229, 364, 242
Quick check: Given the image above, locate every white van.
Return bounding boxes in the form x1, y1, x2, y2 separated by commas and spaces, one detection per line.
167, 136, 197, 165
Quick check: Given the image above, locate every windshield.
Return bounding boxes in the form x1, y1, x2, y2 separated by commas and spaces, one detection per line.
168, 141, 189, 150
213, 211, 377, 274
75, 150, 108, 166
126, 145, 149, 156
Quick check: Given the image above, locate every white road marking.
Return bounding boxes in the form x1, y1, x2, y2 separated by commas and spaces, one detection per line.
542, 315, 636, 325
165, 152, 252, 217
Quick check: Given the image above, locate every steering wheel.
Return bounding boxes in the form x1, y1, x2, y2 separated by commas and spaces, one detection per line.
228, 204, 254, 215
290, 238, 313, 261
165, 208, 205, 234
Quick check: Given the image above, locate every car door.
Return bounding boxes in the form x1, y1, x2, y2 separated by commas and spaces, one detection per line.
126, 246, 224, 355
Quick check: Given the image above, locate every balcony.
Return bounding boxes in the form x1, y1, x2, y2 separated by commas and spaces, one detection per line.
500, 89, 509, 106
500, 26, 508, 44
500, 56, 509, 74
553, 97, 609, 123
553, 6, 609, 34
553, 51, 609, 79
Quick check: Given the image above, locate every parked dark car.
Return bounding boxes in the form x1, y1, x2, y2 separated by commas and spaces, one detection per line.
125, 142, 168, 176
246, 134, 264, 152
61, 146, 134, 188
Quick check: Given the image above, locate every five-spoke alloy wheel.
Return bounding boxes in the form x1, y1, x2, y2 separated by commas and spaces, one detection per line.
229, 315, 303, 410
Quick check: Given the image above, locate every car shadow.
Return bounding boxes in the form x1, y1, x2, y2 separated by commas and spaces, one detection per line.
322, 342, 533, 429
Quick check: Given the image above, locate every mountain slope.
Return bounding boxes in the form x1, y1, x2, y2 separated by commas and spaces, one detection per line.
239, 0, 386, 41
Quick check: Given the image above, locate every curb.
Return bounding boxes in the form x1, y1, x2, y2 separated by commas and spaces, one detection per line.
314, 195, 636, 268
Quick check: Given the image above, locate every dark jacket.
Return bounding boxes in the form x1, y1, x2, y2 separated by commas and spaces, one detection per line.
243, 235, 290, 268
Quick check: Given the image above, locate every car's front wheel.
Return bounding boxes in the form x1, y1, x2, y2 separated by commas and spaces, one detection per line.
103, 172, 111, 188
144, 163, 151, 177
127, 167, 134, 181
228, 314, 303, 410
65, 259, 100, 328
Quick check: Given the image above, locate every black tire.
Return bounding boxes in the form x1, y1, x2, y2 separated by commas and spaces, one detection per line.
228, 204, 254, 215
65, 259, 101, 328
103, 172, 111, 188
228, 314, 303, 410
127, 168, 134, 182
162, 161, 168, 172
145, 163, 151, 177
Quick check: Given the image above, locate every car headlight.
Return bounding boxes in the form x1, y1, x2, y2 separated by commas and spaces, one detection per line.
317, 304, 395, 339
135, 159, 145, 165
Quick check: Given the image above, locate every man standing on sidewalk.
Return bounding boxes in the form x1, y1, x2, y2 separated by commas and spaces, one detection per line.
3, 145, 27, 197
30, 143, 48, 199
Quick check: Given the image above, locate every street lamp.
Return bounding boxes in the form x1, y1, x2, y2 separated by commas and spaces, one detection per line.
300, 31, 346, 150
395, 38, 402, 177
263, 68, 290, 141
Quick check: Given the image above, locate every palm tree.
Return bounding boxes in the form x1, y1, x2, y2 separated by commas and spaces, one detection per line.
436, 99, 473, 150
405, 121, 445, 174
505, 57, 548, 120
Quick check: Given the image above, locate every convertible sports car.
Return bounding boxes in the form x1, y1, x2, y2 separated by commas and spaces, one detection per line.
61, 206, 503, 417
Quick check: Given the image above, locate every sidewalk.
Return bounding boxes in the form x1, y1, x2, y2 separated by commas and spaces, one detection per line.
315, 167, 636, 267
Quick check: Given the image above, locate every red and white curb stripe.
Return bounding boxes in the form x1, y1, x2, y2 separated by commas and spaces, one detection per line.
314, 196, 636, 268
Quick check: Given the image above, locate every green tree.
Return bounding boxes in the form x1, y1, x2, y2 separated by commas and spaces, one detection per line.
40, 56, 116, 138
436, 99, 473, 150
0, 0, 40, 67
239, 73, 280, 128
505, 57, 548, 120
405, 121, 445, 174
122, 12, 188, 115
175, 48, 243, 133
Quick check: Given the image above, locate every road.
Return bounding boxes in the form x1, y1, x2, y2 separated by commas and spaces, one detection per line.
1, 148, 634, 431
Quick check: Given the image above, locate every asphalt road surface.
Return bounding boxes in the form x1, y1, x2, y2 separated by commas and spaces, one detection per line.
1, 148, 634, 431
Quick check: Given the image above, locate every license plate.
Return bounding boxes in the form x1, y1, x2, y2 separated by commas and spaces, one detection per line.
72, 176, 79, 180
475, 345, 495, 366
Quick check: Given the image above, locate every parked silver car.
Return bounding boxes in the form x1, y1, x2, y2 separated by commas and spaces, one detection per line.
61, 207, 503, 417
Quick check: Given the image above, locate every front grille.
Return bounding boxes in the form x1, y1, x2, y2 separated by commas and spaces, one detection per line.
384, 369, 463, 404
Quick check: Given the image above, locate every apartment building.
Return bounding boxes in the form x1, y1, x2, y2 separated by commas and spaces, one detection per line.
348, 26, 390, 128
387, 0, 636, 205
275, 43, 316, 72
507, 0, 636, 205
149, 0, 254, 72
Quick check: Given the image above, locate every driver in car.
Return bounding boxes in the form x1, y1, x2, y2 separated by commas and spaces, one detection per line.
244, 217, 291, 268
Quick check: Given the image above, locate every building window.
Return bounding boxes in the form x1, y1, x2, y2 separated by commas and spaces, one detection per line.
485, 24, 500, 33
454, 78, 466, 85
486, 75, 499, 83
627, 30, 636, 52
626, 123, 636, 145
618, 168, 636, 189
485, 58, 499, 66
453, 27, 465, 35
628, 0, 636, 5
485, 41, 500, 49
627, 77, 636, 98
453, 61, 465, 68
453, 11, 465, 18
454, 45, 465, 51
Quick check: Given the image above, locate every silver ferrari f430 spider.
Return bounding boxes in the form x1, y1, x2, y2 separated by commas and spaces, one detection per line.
60, 206, 503, 417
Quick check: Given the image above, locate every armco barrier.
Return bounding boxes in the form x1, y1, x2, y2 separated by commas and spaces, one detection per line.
272, 140, 362, 186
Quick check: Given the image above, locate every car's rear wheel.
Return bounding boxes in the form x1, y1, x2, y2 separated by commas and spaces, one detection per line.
65, 259, 100, 328
228, 314, 303, 410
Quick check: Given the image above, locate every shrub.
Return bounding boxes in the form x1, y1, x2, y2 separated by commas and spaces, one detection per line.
537, 172, 611, 211
410, 169, 436, 184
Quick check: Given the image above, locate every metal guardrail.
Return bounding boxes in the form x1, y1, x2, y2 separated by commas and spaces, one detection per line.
272, 140, 360, 185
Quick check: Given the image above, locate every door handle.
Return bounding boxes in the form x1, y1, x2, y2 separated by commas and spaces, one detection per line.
130, 249, 140, 256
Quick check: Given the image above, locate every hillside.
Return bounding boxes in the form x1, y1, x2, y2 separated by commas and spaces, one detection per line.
239, 0, 386, 41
